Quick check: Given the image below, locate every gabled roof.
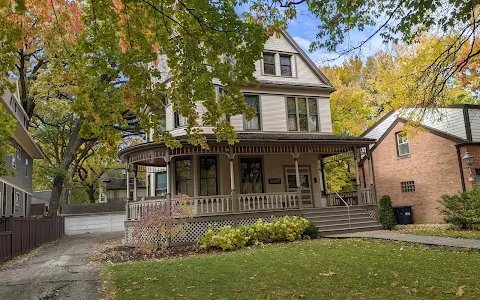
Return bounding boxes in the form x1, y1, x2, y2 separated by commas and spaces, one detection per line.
361, 108, 474, 152
281, 31, 334, 89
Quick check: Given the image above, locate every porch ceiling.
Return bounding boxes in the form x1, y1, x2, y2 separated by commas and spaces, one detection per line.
119, 132, 374, 166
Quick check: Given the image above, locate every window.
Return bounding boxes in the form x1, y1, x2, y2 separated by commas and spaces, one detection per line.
287, 97, 319, 132
155, 172, 167, 192
174, 112, 187, 128
244, 95, 261, 130
17, 146, 21, 159
401, 181, 415, 193
263, 53, 275, 75
240, 157, 264, 194
396, 132, 410, 157
25, 158, 28, 177
24, 193, 28, 217
280, 55, 292, 76
11, 154, 16, 170
175, 158, 192, 196
199, 156, 218, 196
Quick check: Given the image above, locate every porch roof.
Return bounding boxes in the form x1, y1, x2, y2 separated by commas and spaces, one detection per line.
119, 132, 374, 166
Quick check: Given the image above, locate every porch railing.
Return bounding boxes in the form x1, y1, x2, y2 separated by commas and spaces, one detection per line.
327, 191, 358, 206
327, 188, 376, 206
126, 192, 299, 220
237, 192, 298, 212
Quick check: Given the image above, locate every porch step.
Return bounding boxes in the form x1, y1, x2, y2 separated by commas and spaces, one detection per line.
310, 216, 375, 226
302, 205, 382, 236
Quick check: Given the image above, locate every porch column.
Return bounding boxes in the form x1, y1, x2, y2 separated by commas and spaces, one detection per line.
133, 164, 138, 202
192, 155, 199, 197
367, 146, 377, 204
317, 156, 327, 207
293, 146, 303, 209
126, 163, 130, 200
125, 163, 130, 219
165, 152, 172, 214
145, 168, 149, 197
229, 146, 237, 213
354, 146, 363, 205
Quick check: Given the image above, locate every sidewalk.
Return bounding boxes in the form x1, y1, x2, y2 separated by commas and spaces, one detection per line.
327, 230, 480, 249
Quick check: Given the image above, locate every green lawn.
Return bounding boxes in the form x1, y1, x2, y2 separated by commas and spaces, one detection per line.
103, 239, 480, 299
395, 224, 480, 240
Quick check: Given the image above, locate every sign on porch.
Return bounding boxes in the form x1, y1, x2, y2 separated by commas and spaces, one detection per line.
268, 178, 282, 184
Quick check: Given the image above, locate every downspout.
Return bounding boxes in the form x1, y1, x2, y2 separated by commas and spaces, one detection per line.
456, 144, 466, 192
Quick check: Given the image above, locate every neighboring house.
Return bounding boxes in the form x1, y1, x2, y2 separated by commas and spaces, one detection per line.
100, 167, 167, 202
361, 105, 480, 223
1, 82, 44, 217
120, 31, 380, 244
31, 190, 51, 215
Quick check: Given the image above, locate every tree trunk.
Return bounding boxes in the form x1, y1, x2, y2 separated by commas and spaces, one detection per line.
48, 118, 85, 216
88, 185, 96, 203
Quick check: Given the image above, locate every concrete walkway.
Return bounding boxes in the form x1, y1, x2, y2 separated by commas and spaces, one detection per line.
0, 232, 122, 300
328, 230, 480, 249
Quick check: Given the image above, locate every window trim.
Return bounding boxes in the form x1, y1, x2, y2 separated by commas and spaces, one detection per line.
395, 131, 410, 157
198, 155, 219, 196
243, 94, 262, 131
238, 156, 265, 194
173, 157, 193, 196
285, 96, 319, 132
280, 55, 292, 76
262, 52, 276, 75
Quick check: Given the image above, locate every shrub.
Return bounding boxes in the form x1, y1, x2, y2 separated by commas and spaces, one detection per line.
302, 222, 319, 239
440, 188, 480, 229
198, 216, 310, 251
132, 194, 192, 253
379, 195, 396, 230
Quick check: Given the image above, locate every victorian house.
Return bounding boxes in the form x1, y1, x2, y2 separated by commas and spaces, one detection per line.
120, 32, 381, 245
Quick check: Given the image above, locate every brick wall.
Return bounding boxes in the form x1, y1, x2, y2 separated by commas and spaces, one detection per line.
369, 122, 463, 223
458, 144, 480, 190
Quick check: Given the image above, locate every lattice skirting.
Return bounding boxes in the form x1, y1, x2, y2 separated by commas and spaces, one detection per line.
124, 211, 300, 247
365, 209, 377, 221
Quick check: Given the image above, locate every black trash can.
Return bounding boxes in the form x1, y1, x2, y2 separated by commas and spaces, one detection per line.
393, 206, 413, 225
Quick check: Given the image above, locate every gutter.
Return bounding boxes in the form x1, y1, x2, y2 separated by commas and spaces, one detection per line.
455, 144, 466, 192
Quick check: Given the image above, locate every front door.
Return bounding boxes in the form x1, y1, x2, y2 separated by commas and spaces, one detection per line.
284, 166, 313, 207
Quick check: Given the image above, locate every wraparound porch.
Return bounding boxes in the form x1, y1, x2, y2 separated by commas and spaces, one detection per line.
119, 133, 377, 221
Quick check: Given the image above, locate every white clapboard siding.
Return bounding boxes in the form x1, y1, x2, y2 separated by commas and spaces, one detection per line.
318, 97, 333, 133
264, 34, 298, 53
165, 104, 174, 131
230, 115, 244, 131
469, 108, 480, 142
261, 94, 288, 131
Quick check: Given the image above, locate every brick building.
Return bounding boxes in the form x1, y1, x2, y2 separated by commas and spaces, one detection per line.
361, 105, 480, 223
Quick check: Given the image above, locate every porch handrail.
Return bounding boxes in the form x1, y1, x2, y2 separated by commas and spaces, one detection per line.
334, 190, 351, 228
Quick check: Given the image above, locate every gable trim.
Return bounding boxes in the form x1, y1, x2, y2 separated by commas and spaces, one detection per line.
281, 31, 334, 89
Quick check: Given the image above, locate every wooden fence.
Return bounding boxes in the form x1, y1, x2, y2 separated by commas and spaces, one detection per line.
0, 217, 65, 262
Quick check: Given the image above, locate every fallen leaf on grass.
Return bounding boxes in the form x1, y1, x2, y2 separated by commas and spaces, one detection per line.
457, 285, 466, 297
319, 271, 335, 276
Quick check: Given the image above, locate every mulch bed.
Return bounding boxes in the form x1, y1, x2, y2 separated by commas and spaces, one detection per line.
91, 238, 216, 263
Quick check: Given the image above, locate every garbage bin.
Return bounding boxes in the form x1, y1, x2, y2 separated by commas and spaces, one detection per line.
393, 206, 413, 225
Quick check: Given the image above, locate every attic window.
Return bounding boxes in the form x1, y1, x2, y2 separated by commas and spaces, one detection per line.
263, 53, 275, 75
280, 55, 292, 76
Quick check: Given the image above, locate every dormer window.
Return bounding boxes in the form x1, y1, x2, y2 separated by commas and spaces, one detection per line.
280, 55, 292, 76
263, 53, 275, 75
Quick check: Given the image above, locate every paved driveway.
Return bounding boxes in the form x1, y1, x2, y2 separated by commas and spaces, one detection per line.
0, 232, 122, 300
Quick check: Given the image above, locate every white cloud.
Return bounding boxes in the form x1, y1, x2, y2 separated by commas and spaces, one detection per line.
293, 36, 312, 51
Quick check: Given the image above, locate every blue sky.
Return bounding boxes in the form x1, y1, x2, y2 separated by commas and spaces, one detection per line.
236, 2, 388, 67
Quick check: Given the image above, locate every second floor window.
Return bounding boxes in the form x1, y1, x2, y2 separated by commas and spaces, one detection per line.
245, 95, 261, 130
263, 53, 275, 75
25, 158, 28, 177
280, 55, 292, 76
174, 112, 187, 128
396, 132, 410, 157
287, 97, 319, 132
